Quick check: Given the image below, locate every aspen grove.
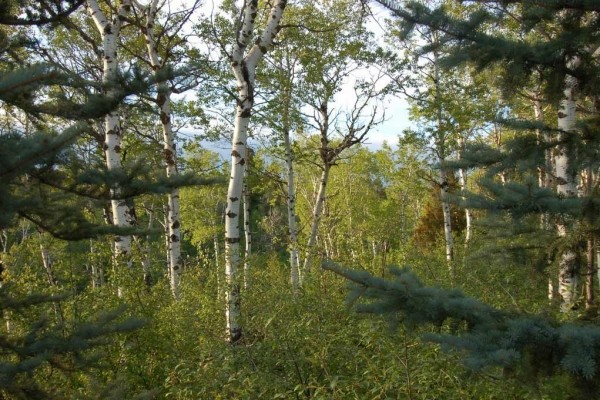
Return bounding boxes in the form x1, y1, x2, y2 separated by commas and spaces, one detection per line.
2, 1, 600, 399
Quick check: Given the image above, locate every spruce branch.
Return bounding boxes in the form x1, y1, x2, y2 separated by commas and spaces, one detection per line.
324, 260, 600, 383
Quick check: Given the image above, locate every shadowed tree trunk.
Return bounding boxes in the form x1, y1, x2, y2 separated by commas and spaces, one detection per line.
555, 57, 580, 312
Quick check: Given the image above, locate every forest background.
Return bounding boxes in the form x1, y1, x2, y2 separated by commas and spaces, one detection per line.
1, 0, 600, 399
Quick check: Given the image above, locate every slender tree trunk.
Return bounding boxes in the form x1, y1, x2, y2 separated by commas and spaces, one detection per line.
532, 95, 556, 301
0, 230, 7, 253
440, 167, 455, 278
555, 58, 580, 312
302, 165, 330, 277
432, 47, 454, 279
139, 0, 182, 298
163, 203, 171, 281
89, 239, 104, 289
597, 236, 600, 294
284, 127, 300, 292
39, 237, 64, 325
87, 0, 135, 268
586, 237, 594, 309
242, 148, 251, 290
224, 0, 287, 343
584, 166, 594, 308
133, 205, 154, 287
40, 243, 57, 287
214, 232, 220, 270
0, 261, 7, 333
457, 137, 472, 246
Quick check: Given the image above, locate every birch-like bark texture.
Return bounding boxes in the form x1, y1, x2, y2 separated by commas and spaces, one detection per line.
457, 137, 472, 246
284, 125, 300, 292
224, 0, 287, 343
273, 54, 300, 291
433, 49, 454, 279
555, 58, 579, 312
138, 0, 182, 298
531, 94, 556, 301
86, 0, 135, 266
242, 148, 251, 289
302, 165, 330, 275
440, 169, 454, 267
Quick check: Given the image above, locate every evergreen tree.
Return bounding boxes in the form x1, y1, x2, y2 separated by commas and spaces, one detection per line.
370, 0, 600, 307
324, 260, 600, 398
0, 1, 178, 396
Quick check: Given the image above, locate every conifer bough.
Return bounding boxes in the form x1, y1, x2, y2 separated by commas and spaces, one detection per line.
324, 261, 600, 391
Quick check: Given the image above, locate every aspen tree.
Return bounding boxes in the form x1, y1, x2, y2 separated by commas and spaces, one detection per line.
555, 57, 580, 312
259, 19, 303, 292
242, 147, 251, 289
132, 0, 201, 298
432, 46, 455, 278
86, 0, 135, 266
223, 0, 287, 343
283, 112, 301, 291
301, 91, 381, 278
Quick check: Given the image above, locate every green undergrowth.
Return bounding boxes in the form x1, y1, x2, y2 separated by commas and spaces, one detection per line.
2, 244, 580, 399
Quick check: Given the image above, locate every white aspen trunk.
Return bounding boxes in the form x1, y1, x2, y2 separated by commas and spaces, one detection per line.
457, 138, 472, 246
89, 239, 104, 288
163, 203, 171, 281
584, 167, 594, 308
284, 127, 300, 292
140, 0, 182, 298
87, 0, 135, 267
213, 232, 221, 299
40, 243, 57, 287
242, 148, 251, 290
224, 0, 287, 343
133, 205, 154, 287
0, 230, 7, 253
302, 166, 330, 276
532, 97, 557, 300
432, 47, 454, 279
555, 58, 579, 312
213, 232, 220, 269
39, 239, 64, 324
370, 241, 377, 270
440, 168, 455, 275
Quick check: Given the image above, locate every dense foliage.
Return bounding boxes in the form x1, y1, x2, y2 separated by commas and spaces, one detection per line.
1, 0, 600, 399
